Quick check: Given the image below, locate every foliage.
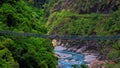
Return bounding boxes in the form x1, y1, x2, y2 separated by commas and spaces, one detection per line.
45, 0, 120, 14
81, 64, 88, 68
0, 0, 120, 68
107, 49, 120, 60
27, 0, 48, 8
47, 6, 120, 36
0, 0, 56, 68
104, 62, 120, 68
0, 37, 56, 68
0, 0, 47, 33
47, 10, 108, 35
0, 44, 19, 68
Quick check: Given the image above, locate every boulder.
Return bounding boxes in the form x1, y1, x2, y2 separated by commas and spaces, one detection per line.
52, 39, 58, 46
89, 60, 105, 68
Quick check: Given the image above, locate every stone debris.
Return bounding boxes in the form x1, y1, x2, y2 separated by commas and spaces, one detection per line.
54, 46, 66, 51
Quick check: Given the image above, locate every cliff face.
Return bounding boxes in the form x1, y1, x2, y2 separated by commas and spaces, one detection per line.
46, 0, 120, 67
46, 0, 120, 35
46, 0, 120, 14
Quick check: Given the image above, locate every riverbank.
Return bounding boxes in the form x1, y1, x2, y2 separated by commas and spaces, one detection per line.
81, 49, 105, 68
54, 46, 85, 68
55, 46, 106, 68
69, 45, 107, 68
52, 39, 106, 68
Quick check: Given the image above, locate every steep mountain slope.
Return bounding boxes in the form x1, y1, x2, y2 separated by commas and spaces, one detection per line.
45, 0, 120, 14
46, 0, 120, 68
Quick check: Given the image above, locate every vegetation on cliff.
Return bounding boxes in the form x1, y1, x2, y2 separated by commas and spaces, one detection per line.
46, 0, 120, 68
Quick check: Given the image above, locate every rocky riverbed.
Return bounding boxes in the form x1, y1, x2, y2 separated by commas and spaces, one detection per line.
53, 39, 106, 68
55, 46, 106, 68
54, 46, 85, 68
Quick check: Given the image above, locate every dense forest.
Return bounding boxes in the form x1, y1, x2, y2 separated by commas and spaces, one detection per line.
0, 0, 120, 68
0, 0, 56, 68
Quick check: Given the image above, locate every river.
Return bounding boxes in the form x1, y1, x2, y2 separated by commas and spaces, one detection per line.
54, 46, 85, 68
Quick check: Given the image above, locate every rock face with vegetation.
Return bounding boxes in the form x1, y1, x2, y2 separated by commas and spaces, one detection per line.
46, 0, 120, 68
45, 0, 120, 14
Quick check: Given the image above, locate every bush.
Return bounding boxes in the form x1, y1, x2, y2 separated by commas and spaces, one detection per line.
0, 44, 19, 68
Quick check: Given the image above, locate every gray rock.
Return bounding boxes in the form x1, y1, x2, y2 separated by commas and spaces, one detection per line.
76, 48, 82, 53
84, 55, 97, 63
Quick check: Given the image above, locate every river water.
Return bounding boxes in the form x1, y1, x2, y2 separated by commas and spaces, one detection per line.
54, 46, 85, 68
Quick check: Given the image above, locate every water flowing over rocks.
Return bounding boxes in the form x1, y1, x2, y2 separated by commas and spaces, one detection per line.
55, 51, 72, 59
53, 39, 106, 68
54, 46, 85, 68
